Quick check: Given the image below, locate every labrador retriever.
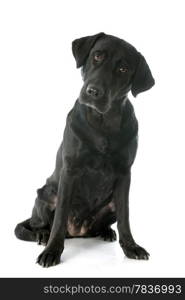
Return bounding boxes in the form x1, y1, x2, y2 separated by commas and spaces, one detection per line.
15, 33, 155, 267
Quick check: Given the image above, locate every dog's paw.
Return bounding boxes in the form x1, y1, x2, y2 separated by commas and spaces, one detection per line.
37, 249, 61, 267
36, 229, 50, 246
122, 243, 150, 260
100, 227, 117, 242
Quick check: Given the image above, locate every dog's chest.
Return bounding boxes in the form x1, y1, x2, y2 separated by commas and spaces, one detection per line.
77, 156, 115, 205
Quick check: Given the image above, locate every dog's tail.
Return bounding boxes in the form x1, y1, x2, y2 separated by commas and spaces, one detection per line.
14, 219, 36, 242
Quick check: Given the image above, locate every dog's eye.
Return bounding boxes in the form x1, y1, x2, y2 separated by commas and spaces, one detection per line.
94, 53, 104, 62
119, 67, 128, 73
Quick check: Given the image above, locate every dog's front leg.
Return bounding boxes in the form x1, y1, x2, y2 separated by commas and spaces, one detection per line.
114, 171, 149, 260
37, 167, 78, 267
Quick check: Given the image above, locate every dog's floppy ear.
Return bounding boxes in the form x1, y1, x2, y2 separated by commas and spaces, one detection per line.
72, 32, 105, 68
131, 52, 155, 97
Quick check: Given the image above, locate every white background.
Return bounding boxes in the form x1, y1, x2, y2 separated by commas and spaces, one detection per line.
0, 0, 185, 277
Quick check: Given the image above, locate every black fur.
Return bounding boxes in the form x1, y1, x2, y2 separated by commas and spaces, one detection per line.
15, 33, 155, 267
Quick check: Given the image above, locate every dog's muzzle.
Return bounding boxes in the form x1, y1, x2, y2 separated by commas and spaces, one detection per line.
86, 84, 104, 100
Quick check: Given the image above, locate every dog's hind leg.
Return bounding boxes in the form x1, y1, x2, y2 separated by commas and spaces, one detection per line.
89, 202, 117, 241
14, 182, 58, 245
15, 218, 51, 246
14, 218, 37, 242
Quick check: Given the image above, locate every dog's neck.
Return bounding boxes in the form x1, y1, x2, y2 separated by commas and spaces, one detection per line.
85, 96, 128, 133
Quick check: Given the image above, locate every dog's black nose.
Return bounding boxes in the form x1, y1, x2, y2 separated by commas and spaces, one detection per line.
86, 85, 102, 99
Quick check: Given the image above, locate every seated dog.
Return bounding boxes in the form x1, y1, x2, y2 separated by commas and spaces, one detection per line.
15, 33, 155, 267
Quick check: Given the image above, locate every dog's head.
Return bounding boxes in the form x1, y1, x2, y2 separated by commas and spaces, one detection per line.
72, 33, 155, 114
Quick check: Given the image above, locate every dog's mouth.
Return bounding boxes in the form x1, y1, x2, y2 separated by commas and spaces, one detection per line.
79, 91, 110, 114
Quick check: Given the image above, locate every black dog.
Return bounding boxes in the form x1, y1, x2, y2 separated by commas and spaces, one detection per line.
15, 33, 155, 267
